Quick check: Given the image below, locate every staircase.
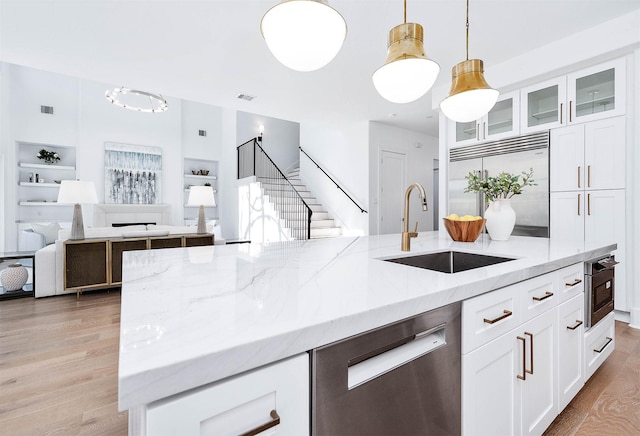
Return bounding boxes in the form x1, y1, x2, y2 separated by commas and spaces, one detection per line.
261, 166, 342, 239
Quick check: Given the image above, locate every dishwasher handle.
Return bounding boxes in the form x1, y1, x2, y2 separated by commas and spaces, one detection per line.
347, 323, 447, 390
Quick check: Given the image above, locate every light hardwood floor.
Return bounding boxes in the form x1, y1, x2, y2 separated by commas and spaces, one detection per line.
1, 290, 639, 435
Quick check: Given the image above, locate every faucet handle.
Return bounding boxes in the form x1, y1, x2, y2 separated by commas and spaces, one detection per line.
413, 222, 418, 233
409, 221, 419, 238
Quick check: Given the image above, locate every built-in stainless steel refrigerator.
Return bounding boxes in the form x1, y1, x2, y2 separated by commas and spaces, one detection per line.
448, 131, 550, 237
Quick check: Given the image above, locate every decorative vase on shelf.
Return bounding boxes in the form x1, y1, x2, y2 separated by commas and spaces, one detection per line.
1, 263, 29, 291
484, 199, 516, 241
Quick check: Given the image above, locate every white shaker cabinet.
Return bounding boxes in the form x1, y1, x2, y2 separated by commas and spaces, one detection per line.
139, 353, 309, 436
550, 117, 625, 192
521, 58, 626, 134
557, 293, 585, 412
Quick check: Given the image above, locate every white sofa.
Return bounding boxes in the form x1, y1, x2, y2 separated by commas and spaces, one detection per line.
34, 224, 224, 298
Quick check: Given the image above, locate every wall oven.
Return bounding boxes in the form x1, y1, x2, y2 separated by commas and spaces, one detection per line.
585, 255, 618, 329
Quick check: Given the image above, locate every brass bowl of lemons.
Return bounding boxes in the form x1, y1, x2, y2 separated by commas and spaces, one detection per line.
443, 214, 487, 242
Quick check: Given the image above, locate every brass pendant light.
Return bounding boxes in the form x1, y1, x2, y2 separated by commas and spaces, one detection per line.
261, 0, 347, 72
440, 0, 499, 122
372, 0, 440, 104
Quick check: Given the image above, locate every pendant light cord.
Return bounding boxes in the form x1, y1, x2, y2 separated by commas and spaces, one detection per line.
404, 0, 407, 23
465, 0, 470, 60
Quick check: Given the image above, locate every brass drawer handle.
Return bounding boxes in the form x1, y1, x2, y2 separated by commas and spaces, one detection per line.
484, 310, 513, 324
517, 336, 526, 380
567, 320, 583, 330
532, 291, 553, 301
241, 410, 281, 436
565, 278, 582, 287
594, 337, 613, 354
578, 193, 581, 216
587, 165, 591, 187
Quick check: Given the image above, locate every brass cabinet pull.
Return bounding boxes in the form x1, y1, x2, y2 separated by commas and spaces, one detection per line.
594, 337, 613, 353
517, 336, 526, 380
532, 291, 553, 301
241, 410, 281, 436
567, 320, 583, 330
483, 310, 513, 324
560, 103, 563, 124
525, 332, 534, 374
476, 123, 480, 141
569, 100, 573, 122
483, 122, 487, 140
587, 165, 591, 187
578, 193, 581, 216
565, 278, 582, 287
577, 166, 581, 188
588, 193, 591, 216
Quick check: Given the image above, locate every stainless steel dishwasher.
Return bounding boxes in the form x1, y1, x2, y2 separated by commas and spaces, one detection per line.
311, 302, 461, 436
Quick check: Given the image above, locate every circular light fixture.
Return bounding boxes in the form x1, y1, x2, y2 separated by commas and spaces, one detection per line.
372, 22, 440, 104
260, 0, 347, 72
105, 87, 168, 113
440, 59, 499, 122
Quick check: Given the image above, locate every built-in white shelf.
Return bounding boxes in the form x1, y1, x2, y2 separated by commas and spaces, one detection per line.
19, 201, 68, 206
19, 182, 61, 188
184, 174, 217, 180
19, 162, 76, 171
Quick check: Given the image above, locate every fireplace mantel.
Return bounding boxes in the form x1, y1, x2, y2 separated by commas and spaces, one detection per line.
93, 204, 172, 227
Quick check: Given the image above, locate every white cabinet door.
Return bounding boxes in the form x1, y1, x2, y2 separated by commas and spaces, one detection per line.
521, 77, 567, 134
145, 354, 309, 436
567, 57, 626, 124
519, 309, 557, 436
557, 294, 584, 412
462, 332, 520, 436
550, 192, 584, 242
550, 125, 584, 192
485, 91, 520, 142
584, 117, 626, 190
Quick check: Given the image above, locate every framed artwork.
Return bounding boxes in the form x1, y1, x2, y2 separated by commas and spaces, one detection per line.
104, 142, 162, 204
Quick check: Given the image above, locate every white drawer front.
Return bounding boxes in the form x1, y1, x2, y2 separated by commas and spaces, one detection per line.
556, 263, 584, 303
520, 272, 558, 322
145, 353, 309, 436
584, 312, 615, 381
462, 284, 522, 354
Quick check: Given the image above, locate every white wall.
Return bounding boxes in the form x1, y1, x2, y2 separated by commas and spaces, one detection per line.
368, 122, 439, 235
300, 121, 369, 235
236, 111, 300, 171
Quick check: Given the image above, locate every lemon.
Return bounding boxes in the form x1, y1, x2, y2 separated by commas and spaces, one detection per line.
461, 215, 475, 221
447, 213, 460, 221
474, 216, 483, 220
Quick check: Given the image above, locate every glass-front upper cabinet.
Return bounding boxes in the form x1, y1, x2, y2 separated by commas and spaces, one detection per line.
521, 57, 626, 134
448, 91, 520, 147
567, 57, 626, 123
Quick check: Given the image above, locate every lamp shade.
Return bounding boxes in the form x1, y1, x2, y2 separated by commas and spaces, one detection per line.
261, 0, 347, 72
440, 59, 499, 122
372, 23, 440, 104
188, 186, 216, 207
57, 180, 99, 205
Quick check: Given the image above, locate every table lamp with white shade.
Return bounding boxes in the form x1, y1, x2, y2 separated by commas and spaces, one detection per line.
56, 180, 99, 240
188, 186, 216, 234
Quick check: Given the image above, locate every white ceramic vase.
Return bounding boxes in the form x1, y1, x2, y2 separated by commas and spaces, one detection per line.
484, 199, 516, 241
1, 263, 29, 291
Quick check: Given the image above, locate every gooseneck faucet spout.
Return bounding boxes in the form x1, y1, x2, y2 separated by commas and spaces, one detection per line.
402, 183, 428, 251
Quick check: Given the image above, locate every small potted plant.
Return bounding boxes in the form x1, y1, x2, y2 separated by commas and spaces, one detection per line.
464, 169, 536, 241
37, 148, 60, 164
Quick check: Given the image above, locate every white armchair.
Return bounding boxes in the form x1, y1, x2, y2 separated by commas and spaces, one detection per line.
18, 229, 47, 252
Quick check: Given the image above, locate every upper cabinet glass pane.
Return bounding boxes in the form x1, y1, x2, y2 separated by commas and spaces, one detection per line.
527, 85, 558, 128
487, 98, 513, 136
456, 121, 476, 142
574, 68, 615, 118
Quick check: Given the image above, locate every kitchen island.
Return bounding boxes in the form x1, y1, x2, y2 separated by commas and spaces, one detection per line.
118, 232, 616, 434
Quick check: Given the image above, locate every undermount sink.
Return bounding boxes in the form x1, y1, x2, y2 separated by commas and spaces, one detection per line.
384, 251, 515, 274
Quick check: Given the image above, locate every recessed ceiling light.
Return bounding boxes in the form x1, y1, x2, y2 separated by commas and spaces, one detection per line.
237, 93, 256, 101
389, 113, 397, 118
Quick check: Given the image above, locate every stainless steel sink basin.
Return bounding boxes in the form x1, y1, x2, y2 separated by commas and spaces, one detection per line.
384, 251, 515, 274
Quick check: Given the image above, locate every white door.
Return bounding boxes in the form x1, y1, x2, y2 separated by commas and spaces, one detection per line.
584, 116, 625, 190
550, 124, 584, 192
550, 192, 584, 242
379, 150, 406, 234
557, 294, 585, 412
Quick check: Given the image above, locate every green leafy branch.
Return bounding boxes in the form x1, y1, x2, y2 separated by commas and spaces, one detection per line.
465, 168, 536, 202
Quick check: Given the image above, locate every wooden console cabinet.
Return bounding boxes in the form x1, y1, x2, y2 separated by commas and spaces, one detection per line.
64, 234, 214, 298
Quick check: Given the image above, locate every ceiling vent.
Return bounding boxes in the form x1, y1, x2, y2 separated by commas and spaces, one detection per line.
198, 130, 207, 137
40, 105, 54, 114
237, 93, 255, 101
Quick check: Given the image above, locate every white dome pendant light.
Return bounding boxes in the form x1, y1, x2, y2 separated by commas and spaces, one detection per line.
440, 0, 499, 122
261, 0, 347, 72
372, 0, 440, 104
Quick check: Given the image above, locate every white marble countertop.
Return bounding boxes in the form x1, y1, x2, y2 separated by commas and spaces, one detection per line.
117, 232, 615, 410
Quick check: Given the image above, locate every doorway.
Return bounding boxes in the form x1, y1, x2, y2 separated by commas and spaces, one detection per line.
379, 150, 406, 234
